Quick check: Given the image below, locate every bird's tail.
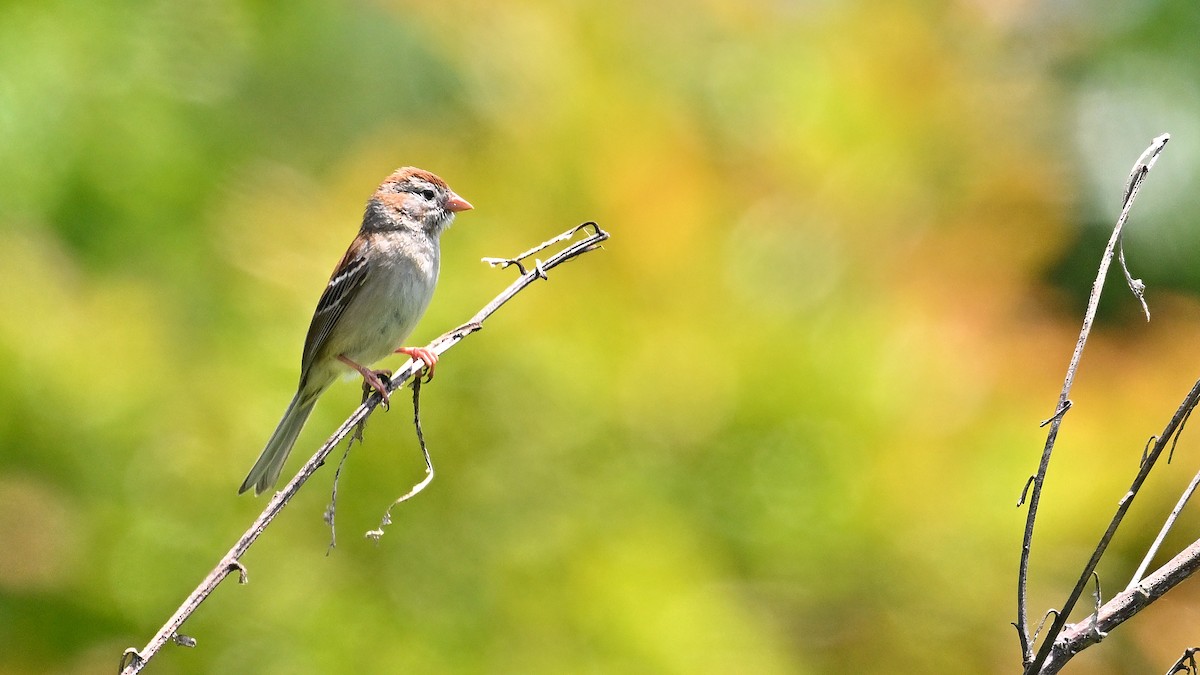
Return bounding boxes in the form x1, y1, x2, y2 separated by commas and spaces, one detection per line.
239, 393, 317, 495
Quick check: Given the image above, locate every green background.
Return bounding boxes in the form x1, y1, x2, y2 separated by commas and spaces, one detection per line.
3, 1, 1200, 673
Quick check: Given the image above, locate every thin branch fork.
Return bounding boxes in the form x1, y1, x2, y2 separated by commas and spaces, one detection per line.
1166, 647, 1200, 675
1041, 537, 1200, 674
1033, 376, 1200, 674
119, 222, 609, 674
1016, 133, 1169, 672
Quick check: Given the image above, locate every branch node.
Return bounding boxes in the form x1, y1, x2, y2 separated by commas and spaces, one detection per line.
482, 256, 527, 275
171, 633, 197, 648
1117, 239, 1151, 321
575, 220, 600, 236
1040, 400, 1072, 427
120, 648, 144, 672
226, 559, 248, 584
1123, 133, 1170, 206
1032, 609, 1060, 645
1017, 475, 1035, 507
1167, 406, 1195, 464
1142, 435, 1158, 465
1166, 646, 1200, 675
443, 321, 483, 342
1087, 573, 1107, 640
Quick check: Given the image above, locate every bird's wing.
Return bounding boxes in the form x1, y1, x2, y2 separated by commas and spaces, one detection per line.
299, 236, 371, 384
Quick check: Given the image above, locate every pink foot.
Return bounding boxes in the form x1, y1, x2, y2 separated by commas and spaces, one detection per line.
396, 346, 438, 382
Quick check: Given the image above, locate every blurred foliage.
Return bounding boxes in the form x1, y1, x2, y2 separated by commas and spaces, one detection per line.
3, 0, 1200, 673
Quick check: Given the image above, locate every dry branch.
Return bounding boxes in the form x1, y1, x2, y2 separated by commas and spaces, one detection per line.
118, 222, 609, 674
1016, 133, 1172, 674
1042, 535, 1200, 673
1036, 377, 1200, 673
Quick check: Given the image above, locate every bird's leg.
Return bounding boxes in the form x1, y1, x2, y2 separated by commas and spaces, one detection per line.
396, 346, 438, 382
338, 355, 392, 408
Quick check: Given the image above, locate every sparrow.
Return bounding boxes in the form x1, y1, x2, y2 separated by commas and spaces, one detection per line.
239, 167, 473, 495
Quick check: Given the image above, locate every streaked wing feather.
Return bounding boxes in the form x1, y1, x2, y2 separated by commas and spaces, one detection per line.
299, 238, 371, 380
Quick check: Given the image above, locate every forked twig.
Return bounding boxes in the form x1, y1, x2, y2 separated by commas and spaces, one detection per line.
1166, 647, 1200, 675
118, 223, 609, 674
1017, 133, 1169, 672
1128, 408, 1199, 591
1042, 530, 1200, 673
1031, 378, 1200, 672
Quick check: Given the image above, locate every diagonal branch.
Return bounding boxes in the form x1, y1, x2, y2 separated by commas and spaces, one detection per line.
118, 222, 609, 675
1041, 523, 1200, 673
1016, 133, 1169, 669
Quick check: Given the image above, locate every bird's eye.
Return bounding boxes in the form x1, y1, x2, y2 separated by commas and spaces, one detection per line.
419, 188, 436, 201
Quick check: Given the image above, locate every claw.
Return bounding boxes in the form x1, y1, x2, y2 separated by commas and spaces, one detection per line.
396, 346, 438, 382
339, 355, 393, 407
367, 369, 393, 409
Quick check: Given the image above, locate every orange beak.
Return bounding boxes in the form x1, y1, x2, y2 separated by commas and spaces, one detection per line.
446, 194, 473, 212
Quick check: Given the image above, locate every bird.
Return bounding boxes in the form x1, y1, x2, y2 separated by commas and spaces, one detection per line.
239, 167, 473, 495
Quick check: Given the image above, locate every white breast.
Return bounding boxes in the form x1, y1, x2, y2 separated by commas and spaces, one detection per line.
331, 231, 440, 368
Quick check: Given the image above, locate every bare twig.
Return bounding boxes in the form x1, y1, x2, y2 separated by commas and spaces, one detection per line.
364, 376, 434, 542
1115, 133, 1167, 322
1117, 241, 1150, 321
323, 437, 354, 555
118, 223, 609, 674
1038, 400, 1073, 429
1128, 410, 1200, 591
1040, 534, 1200, 673
1027, 609, 1060, 648
1166, 647, 1200, 675
1025, 372, 1200, 674
1017, 133, 1169, 670
325, 377, 385, 554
